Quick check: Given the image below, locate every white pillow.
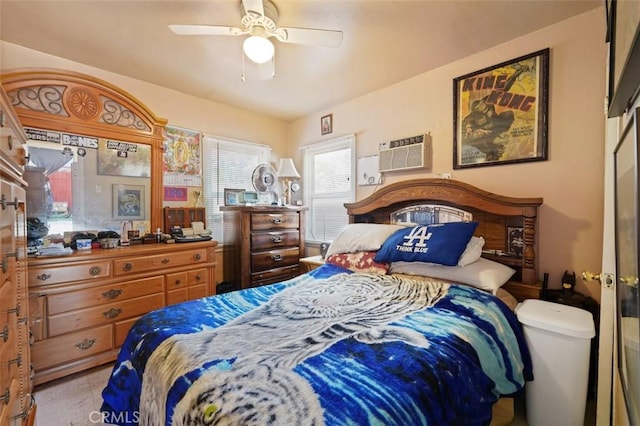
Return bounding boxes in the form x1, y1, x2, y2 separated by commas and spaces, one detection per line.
458, 236, 485, 266
389, 257, 515, 294
325, 223, 406, 258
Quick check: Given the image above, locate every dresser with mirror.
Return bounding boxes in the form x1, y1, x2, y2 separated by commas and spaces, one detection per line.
1, 69, 217, 385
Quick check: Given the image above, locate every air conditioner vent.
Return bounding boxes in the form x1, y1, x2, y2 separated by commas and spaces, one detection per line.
379, 133, 432, 172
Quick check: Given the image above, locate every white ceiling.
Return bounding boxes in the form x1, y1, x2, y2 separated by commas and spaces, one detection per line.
0, 0, 601, 122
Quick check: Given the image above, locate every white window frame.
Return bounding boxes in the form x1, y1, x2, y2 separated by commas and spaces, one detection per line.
202, 134, 271, 244
302, 134, 356, 244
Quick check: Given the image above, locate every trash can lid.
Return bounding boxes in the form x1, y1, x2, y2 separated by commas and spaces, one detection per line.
516, 299, 595, 339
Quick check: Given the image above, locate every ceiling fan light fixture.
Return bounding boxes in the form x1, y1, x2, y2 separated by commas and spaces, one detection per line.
243, 35, 274, 64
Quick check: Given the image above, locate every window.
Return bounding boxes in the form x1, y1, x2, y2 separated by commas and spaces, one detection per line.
202, 135, 270, 242
303, 134, 355, 243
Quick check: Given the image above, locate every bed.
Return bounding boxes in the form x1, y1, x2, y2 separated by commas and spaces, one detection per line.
101, 178, 543, 425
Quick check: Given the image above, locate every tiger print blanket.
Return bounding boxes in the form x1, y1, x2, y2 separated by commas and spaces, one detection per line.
101, 263, 532, 425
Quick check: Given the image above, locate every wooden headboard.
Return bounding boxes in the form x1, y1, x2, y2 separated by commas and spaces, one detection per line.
344, 179, 543, 301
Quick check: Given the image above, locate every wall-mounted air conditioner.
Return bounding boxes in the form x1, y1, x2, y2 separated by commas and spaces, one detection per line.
379, 133, 432, 172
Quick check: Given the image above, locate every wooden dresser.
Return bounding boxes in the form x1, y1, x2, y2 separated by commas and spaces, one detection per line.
0, 88, 34, 424
221, 206, 306, 289
27, 241, 216, 385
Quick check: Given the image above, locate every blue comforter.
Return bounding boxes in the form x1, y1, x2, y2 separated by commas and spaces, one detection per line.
101, 264, 532, 425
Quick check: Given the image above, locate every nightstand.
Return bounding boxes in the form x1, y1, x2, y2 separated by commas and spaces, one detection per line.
299, 255, 325, 273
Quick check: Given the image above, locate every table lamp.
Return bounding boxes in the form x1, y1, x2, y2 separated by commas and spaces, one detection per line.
277, 158, 300, 205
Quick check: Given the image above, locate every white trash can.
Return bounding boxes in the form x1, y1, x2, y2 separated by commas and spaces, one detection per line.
515, 299, 595, 426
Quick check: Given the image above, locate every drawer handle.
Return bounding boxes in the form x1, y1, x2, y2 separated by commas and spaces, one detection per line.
102, 288, 122, 300
195, 274, 202, 281
0, 387, 9, 405
122, 263, 133, 272
103, 307, 122, 319
271, 235, 283, 243
7, 303, 20, 316
7, 135, 12, 151
1, 252, 17, 273
0, 325, 8, 342
161, 258, 170, 264
174, 279, 181, 286
36, 273, 51, 281
0, 110, 4, 127
194, 253, 202, 261
75, 338, 96, 350
271, 254, 284, 262
8, 353, 22, 367
89, 266, 102, 276
0, 195, 18, 210
271, 217, 283, 224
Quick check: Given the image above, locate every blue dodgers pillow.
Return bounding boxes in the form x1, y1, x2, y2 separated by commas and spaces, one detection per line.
374, 221, 479, 266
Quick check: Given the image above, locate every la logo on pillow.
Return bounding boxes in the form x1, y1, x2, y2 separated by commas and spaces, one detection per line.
375, 221, 479, 266
396, 226, 432, 254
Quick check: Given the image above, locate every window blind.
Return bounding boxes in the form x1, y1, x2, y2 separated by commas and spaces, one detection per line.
202, 135, 270, 242
303, 134, 355, 243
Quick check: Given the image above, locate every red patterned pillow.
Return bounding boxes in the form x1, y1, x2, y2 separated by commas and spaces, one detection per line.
326, 251, 389, 274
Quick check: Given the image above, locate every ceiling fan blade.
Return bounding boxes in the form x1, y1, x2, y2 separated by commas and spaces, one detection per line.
169, 24, 245, 36
242, 0, 264, 17
276, 27, 343, 48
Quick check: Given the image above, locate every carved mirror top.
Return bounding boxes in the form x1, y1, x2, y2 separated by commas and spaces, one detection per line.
1, 68, 168, 229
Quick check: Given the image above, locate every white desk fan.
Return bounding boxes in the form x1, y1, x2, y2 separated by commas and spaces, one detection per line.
251, 163, 278, 204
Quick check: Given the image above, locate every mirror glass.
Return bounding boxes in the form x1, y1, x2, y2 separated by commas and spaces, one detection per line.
25, 140, 151, 243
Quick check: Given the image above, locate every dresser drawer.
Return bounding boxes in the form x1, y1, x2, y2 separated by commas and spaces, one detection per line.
47, 276, 165, 315
251, 247, 300, 272
114, 316, 141, 347
1, 278, 18, 328
29, 261, 111, 287
251, 212, 299, 231
188, 268, 208, 286
48, 293, 164, 336
166, 271, 188, 290
250, 265, 300, 287
0, 377, 20, 426
113, 248, 206, 276
0, 129, 26, 171
188, 284, 207, 300
251, 230, 299, 251
166, 289, 188, 306
0, 323, 20, 391
32, 324, 113, 370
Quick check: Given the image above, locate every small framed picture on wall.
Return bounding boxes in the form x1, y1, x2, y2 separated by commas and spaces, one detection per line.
321, 114, 333, 135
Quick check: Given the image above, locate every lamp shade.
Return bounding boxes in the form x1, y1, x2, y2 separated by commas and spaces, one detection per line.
243, 36, 274, 64
277, 158, 301, 178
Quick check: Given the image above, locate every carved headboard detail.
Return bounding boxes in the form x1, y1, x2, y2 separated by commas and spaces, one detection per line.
345, 178, 543, 300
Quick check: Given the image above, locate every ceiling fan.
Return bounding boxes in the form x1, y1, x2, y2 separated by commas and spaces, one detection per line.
169, 0, 343, 77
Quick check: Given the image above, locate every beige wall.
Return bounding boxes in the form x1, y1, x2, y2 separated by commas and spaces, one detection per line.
2, 7, 606, 300
289, 8, 606, 300
0, 41, 290, 208
0, 41, 290, 160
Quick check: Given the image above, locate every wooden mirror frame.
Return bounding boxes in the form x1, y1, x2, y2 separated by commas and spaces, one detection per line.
0, 68, 167, 231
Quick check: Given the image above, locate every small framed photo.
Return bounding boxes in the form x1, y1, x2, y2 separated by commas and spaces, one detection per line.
321, 114, 333, 135
224, 188, 245, 206
507, 227, 524, 257
113, 184, 145, 220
